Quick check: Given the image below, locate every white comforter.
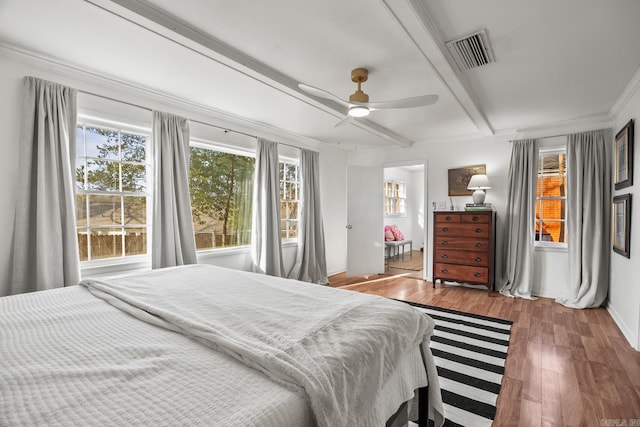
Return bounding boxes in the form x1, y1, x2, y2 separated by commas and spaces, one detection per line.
1, 264, 444, 426
1, 281, 314, 426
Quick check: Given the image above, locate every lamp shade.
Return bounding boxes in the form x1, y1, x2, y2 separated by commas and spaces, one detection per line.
467, 174, 491, 190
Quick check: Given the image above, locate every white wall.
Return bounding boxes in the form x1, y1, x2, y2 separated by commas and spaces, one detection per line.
349, 135, 574, 297
0, 47, 348, 291
609, 71, 640, 350
349, 136, 512, 284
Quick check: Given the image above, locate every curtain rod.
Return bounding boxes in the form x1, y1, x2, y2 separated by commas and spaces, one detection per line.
79, 89, 301, 150
509, 128, 611, 142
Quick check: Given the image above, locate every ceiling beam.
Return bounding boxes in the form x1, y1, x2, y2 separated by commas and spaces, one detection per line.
382, 0, 495, 137
84, 0, 413, 147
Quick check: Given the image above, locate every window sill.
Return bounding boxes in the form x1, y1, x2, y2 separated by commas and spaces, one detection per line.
80, 241, 299, 277
81, 256, 151, 278
534, 243, 568, 253
195, 240, 297, 259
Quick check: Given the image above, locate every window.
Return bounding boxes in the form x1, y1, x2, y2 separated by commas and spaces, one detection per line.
75, 123, 151, 261
535, 149, 567, 244
280, 161, 299, 239
384, 181, 406, 216
189, 142, 300, 249
189, 145, 255, 250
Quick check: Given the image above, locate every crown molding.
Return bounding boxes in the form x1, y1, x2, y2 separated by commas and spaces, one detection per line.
610, 65, 640, 119
0, 42, 336, 151
512, 113, 613, 139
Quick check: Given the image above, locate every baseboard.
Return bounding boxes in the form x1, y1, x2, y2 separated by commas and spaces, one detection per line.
606, 303, 639, 351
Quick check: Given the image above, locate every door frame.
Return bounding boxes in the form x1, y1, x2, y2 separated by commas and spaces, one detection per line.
383, 160, 428, 281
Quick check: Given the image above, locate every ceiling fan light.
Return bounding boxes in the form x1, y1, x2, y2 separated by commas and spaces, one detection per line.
348, 105, 369, 117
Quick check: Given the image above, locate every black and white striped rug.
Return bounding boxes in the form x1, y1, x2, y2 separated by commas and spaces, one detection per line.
406, 302, 512, 427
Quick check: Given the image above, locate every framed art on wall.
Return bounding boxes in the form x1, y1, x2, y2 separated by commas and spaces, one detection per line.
614, 119, 634, 190
612, 193, 632, 258
448, 164, 486, 196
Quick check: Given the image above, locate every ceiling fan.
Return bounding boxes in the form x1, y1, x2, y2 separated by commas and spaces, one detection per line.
298, 68, 438, 127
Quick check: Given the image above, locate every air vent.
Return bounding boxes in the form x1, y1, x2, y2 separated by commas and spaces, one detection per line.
446, 29, 495, 71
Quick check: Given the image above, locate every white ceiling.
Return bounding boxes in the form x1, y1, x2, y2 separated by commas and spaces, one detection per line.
1, 0, 639, 150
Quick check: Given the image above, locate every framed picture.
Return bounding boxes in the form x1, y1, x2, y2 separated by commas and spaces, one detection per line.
614, 119, 634, 190
448, 164, 486, 196
612, 193, 632, 258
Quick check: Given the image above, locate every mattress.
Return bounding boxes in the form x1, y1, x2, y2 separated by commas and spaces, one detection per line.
0, 264, 443, 426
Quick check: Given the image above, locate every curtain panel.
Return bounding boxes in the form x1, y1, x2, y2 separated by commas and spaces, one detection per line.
251, 138, 285, 277
500, 139, 538, 299
7, 77, 80, 296
288, 149, 328, 284
557, 129, 612, 308
152, 111, 197, 268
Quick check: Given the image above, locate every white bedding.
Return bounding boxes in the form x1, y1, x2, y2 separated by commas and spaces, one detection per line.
1, 264, 443, 426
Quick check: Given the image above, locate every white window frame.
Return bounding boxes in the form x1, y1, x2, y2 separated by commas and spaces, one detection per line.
188, 140, 300, 257
189, 140, 255, 254
279, 160, 300, 241
535, 147, 568, 249
384, 180, 407, 217
76, 118, 152, 270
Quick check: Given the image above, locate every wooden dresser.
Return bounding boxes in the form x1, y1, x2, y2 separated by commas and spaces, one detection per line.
432, 211, 496, 293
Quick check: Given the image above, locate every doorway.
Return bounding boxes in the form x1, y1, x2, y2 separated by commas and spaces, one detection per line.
383, 163, 426, 280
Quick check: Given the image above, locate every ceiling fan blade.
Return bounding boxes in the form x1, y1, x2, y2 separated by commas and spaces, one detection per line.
355, 94, 439, 110
334, 115, 354, 127
298, 83, 349, 107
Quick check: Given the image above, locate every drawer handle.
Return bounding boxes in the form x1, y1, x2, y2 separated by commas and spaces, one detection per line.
475, 257, 482, 262
472, 216, 479, 221
443, 227, 449, 232
441, 268, 448, 273
474, 272, 481, 278
442, 241, 449, 246
445, 216, 451, 221
441, 254, 448, 259
475, 243, 482, 248
475, 228, 482, 233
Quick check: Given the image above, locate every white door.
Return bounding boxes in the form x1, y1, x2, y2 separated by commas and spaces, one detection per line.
346, 165, 384, 276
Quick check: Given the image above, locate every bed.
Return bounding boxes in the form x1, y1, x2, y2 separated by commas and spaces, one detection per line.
0, 264, 443, 426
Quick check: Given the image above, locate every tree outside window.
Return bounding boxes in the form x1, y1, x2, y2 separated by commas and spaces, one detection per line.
75, 124, 150, 261
189, 147, 255, 249
189, 146, 300, 249
280, 161, 299, 239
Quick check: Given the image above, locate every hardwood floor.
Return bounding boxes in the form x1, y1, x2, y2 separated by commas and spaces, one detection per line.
328, 272, 640, 426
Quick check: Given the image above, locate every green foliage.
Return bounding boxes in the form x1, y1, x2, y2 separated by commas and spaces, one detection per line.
76, 126, 147, 192
189, 147, 254, 242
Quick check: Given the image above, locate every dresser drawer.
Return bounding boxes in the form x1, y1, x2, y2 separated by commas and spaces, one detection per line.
434, 237, 489, 251
435, 213, 460, 223
434, 223, 489, 238
435, 250, 489, 267
461, 214, 490, 224
434, 263, 489, 284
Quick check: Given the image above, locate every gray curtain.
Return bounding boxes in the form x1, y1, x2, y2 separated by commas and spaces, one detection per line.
251, 137, 285, 277
557, 129, 611, 308
152, 111, 197, 268
500, 139, 538, 299
7, 77, 80, 296
288, 149, 328, 284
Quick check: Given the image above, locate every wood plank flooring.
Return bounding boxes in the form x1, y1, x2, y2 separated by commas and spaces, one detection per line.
328, 271, 640, 426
